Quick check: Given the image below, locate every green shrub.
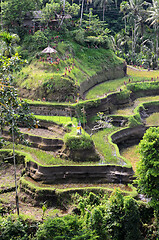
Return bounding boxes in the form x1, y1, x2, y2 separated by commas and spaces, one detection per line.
76, 192, 101, 211
43, 75, 78, 100
127, 81, 159, 92
88, 206, 108, 239
105, 189, 142, 240
22, 31, 48, 53
106, 189, 124, 240
117, 89, 131, 101
86, 192, 101, 206
32, 31, 48, 50
0, 216, 28, 240
123, 196, 141, 240
65, 134, 94, 150
74, 29, 85, 45
138, 201, 154, 224
35, 215, 98, 240
128, 114, 142, 128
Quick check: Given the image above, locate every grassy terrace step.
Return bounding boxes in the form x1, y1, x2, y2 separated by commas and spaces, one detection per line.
16, 98, 159, 167
0, 149, 136, 201
35, 115, 77, 126
112, 96, 159, 116
27, 99, 77, 106
7, 99, 159, 167
15, 44, 124, 103
20, 175, 137, 197
86, 66, 159, 99
1, 147, 109, 166
146, 112, 159, 126
27, 82, 159, 118
16, 48, 121, 88
3, 126, 126, 166
91, 127, 124, 165
121, 145, 140, 172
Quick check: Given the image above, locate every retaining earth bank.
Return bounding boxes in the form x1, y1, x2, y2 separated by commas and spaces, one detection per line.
26, 160, 134, 184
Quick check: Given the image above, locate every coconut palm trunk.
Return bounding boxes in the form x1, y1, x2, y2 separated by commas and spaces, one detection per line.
12, 120, 20, 216
80, 0, 85, 26
146, 0, 159, 69
156, 23, 158, 68
103, 4, 106, 21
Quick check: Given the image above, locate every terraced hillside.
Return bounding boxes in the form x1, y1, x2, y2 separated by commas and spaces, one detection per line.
1, 66, 159, 218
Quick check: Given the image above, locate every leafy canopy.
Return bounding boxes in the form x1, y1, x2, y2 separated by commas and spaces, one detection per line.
136, 127, 159, 211
0, 53, 36, 147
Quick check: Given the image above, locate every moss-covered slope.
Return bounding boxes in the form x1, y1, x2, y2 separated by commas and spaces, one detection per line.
15, 41, 124, 102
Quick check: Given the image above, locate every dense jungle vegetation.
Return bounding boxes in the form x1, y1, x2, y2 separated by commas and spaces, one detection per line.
1, 0, 159, 69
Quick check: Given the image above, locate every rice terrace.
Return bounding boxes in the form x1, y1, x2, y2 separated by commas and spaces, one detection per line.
0, 1, 159, 239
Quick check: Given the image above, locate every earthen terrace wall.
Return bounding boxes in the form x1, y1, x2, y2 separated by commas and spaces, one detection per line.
2, 130, 64, 151
26, 160, 134, 184
111, 126, 148, 150
29, 92, 130, 118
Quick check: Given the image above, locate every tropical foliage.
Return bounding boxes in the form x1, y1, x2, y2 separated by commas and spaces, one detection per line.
0, 190, 156, 239
136, 127, 159, 214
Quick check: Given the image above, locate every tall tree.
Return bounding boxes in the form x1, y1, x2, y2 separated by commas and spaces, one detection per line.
120, 0, 146, 55
113, 29, 130, 53
0, 53, 36, 215
136, 127, 159, 220
2, 0, 40, 31
94, 0, 113, 21
41, 0, 80, 28
147, 0, 159, 69
120, 1, 130, 32
79, 0, 92, 26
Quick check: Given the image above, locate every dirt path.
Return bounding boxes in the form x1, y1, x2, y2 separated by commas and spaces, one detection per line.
128, 65, 152, 72
20, 127, 63, 139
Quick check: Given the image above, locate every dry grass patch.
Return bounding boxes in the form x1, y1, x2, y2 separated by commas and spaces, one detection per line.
120, 145, 140, 171
0, 163, 23, 190
112, 107, 134, 116
128, 66, 159, 79
146, 112, 159, 126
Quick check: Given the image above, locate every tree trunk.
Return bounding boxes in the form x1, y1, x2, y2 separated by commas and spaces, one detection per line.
134, 20, 137, 54
124, 17, 126, 33
132, 26, 134, 54
80, 0, 84, 26
12, 121, 19, 216
156, 23, 158, 69
103, 5, 105, 21
1, 0, 3, 31
132, 20, 137, 55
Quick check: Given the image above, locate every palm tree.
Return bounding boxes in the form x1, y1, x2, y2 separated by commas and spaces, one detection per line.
121, 0, 145, 55
80, 0, 85, 25
137, 2, 149, 39
146, 0, 159, 69
94, 0, 113, 21
120, 1, 130, 32
80, 0, 92, 26
115, 30, 130, 53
